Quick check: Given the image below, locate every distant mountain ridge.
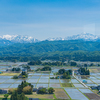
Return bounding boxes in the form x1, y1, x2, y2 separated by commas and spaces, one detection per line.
0, 33, 99, 46
47, 33, 99, 41
0, 35, 39, 42
0, 35, 39, 46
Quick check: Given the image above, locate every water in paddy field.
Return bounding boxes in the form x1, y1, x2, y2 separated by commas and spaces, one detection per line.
64, 88, 89, 100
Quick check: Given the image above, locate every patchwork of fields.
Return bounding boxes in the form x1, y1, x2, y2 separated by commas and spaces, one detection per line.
0, 64, 100, 100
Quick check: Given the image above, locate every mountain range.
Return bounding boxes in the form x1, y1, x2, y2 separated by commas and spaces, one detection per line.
0, 33, 99, 46
0, 33, 100, 61
47, 33, 99, 41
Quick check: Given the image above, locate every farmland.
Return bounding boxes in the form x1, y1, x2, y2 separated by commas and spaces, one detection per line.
0, 61, 100, 100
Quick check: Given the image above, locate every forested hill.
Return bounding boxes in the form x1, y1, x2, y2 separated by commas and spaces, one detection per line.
0, 40, 100, 56
0, 40, 100, 61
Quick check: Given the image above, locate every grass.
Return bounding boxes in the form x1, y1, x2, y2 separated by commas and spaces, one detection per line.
61, 83, 73, 87
0, 98, 10, 100
0, 73, 20, 76
0, 95, 11, 99
53, 94, 57, 99
0, 93, 54, 100
40, 99, 54, 100
25, 94, 53, 99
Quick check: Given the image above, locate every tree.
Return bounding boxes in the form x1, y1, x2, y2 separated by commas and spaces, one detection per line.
19, 92, 26, 100
78, 67, 90, 75
84, 64, 87, 67
58, 69, 65, 74
48, 87, 55, 94
10, 91, 19, 100
4, 94, 9, 99
20, 71, 28, 78
17, 85, 23, 94
70, 62, 77, 66
90, 63, 94, 66
63, 71, 71, 79
23, 86, 32, 94
28, 60, 42, 65
41, 66, 51, 71
68, 69, 72, 75
12, 68, 20, 72
17, 81, 33, 94
8, 89, 14, 94
10, 91, 26, 100
12, 68, 16, 71
16, 68, 21, 71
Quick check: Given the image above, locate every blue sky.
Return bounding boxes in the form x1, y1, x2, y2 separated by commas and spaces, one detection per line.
0, 0, 100, 40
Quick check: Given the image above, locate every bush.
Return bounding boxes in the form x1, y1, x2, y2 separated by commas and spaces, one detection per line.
38, 88, 47, 94
22, 75, 26, 78
55, 76, 59, 79
48, 87, 55, 94
12, 75, 18, 79
4, 94, 9, 99
50, 77, 54, 79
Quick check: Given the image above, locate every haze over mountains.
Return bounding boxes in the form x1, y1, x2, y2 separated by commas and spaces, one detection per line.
0, 33, 99, 46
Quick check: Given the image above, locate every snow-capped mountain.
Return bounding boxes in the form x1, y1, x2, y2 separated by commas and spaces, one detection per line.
0, 35, 39, 43
65, 33, 98, 41
0, 33, 99, 46
47, 33, 99, 41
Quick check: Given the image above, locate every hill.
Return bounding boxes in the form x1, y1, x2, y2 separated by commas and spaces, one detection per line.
0, 40, 100, 61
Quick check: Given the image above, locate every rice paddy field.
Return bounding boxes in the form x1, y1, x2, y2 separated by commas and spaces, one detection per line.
0, 62, 100, 99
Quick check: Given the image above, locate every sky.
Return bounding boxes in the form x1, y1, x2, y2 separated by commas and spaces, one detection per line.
0, 0, 100, 40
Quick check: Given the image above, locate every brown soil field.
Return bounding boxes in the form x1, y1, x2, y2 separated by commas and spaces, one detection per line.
84, 93, 100, 100
54, 88, 69, 99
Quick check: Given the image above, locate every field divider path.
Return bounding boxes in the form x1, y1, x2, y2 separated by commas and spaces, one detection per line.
59, 77, 61, 87
8, 78, 18, 88
84, 76, 98, 86
70, 79, 75, 88
0, 78, 9, 84
85, 75, 100, 97
73, 71, 100, 97
77, 88, 90, 100
63, 88, 72, 100
48, 73, 50, 88
35, 74, 42, 88
83, 75, 100, 97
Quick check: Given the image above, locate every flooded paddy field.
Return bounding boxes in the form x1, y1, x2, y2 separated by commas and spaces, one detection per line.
0, 72, 99, 99
0, 63, 100, 99
64, 88, 89, 100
